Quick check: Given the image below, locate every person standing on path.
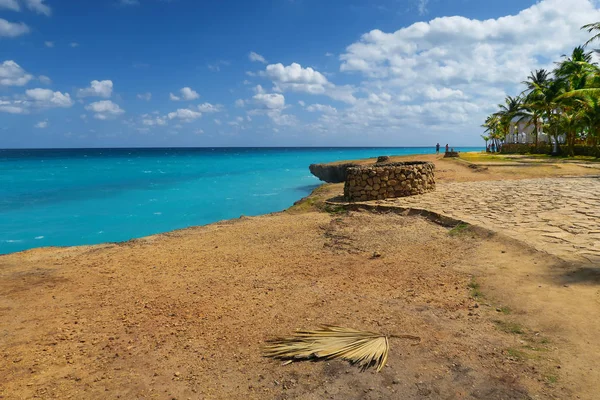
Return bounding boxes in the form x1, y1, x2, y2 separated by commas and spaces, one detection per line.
436, 143, 440, 154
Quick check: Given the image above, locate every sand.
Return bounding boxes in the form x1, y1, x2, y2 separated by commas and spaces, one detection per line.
1, 153, 599, 399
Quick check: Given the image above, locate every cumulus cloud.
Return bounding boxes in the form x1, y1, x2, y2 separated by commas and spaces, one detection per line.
306, 103, 338, 114
38, 75, 51, 84
142, 115, 167, 126
0, 60, 33, 86
78, 80, 113, 98
0, 100, 27, 114
0, 0, 20, 11
264, 62, 356, 103
26, 88, 73, 108
0, 19, 29, 37
0, 0, 50, 15
253, 92, 285, 110
167, 108, 202, 122
197, 102, 222, 113
170, 87, 199, 101
137, 92, 152, 101
44, 41, 54, 47
24, 0, 51, 16
85, 100, 125, 120
34, 120, 48, 128
249, 51, 267, 64
290, 0, 600, 142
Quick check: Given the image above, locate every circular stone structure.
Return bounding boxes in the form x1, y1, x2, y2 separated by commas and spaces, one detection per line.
344, 161, 435, 201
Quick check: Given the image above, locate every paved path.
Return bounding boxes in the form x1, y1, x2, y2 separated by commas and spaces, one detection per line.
371, 176, 600, 263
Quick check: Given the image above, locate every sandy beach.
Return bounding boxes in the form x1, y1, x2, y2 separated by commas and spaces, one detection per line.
1, 153, 599, 400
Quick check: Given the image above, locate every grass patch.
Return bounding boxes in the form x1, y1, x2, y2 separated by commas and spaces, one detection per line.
506, 348, 527, 361
324, 204, 348, 214
544, 374, 558, 384
467, 279, 484, 299
494, 320, 525, 335
498, 306, 512, 315
458, 152, 513, 163
449, 223, 470, 236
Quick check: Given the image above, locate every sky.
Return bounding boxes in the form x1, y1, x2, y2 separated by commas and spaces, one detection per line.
1, 0, 600, 148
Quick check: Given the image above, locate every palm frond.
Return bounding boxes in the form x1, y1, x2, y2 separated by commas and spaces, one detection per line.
263, 325, 419, 372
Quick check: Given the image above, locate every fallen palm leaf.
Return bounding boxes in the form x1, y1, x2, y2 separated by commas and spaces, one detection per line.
262, 325, 420, 372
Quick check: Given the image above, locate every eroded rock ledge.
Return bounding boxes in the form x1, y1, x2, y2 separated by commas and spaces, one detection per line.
309, 162, 358, 183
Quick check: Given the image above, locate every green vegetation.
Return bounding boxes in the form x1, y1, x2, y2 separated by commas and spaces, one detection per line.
483, 24, 600, 158
497, 306, 512, 315
449, 223, 470, 236
494, 320, 525, 335
467, 278, 484, 299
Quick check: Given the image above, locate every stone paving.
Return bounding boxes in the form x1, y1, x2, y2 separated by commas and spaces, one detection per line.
371, 176, 600, 264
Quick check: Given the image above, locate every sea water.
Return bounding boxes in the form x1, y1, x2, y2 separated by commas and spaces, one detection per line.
0, 147, 481, 254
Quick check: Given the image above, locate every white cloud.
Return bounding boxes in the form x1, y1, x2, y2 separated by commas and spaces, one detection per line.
85, 100, 125, 119
214, 118, 222, 125
197, 102, 222, 113
417, 0, 428, 16
0, 0, 20, 12
142, 115, 167, 126
167, 108, 202, 122
249, 51, 267, 64
34, 120, 48, 128
235, 99, 245, 107
0, 100, 27, 114
298, 100, 305, 107
26, 88, 73, 108
78, 80, 113, 98
170, 87, 199, 101
264, 62, 356, 103
24, 0, 50, 16
306, 103, 338, 114
119, 0, 139, 5
0, 60, 33, 86
70, 42, 79, 48
207, 60, 230, 72
253, 92, 285, 110
44, 41, 54, 48
292, 0, 600, 142
38, 75, 51, 84
194, 128, 204, 135
137, 92, 152, 101
180, 87, 199, 100
0, 19, 29, 38
266, 62, 328, 86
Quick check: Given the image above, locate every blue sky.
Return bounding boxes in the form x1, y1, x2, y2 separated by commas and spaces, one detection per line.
1, 0, 599, 148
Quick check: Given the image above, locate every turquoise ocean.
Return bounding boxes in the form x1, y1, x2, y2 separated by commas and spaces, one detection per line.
0, 147, 482, 255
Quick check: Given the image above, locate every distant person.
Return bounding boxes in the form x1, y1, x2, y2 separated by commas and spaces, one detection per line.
491, 143, 496, 153
445, 144, 449, 153
435, 143, 440, 154
487, 145, 491, 153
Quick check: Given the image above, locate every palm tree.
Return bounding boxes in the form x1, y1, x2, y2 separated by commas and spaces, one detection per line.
582, 22, 600, 47
576, 95, 600, 156
480, 135, 490, 149
521, 69, 552, 146
494, 95, 526, 144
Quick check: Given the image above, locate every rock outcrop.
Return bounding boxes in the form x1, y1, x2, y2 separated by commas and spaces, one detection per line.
309, 162, 358, 183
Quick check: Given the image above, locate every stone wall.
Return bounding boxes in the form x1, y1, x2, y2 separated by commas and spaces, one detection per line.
344, 162, 435, 201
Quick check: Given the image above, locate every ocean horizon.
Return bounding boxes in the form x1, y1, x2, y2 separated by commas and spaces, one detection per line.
1, 146, 482, 254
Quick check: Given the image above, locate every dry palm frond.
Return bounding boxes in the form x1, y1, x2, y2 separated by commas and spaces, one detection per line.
263, 325, 420, 372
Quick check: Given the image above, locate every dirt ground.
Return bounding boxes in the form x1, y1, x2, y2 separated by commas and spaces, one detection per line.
1, 154, 599, 399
